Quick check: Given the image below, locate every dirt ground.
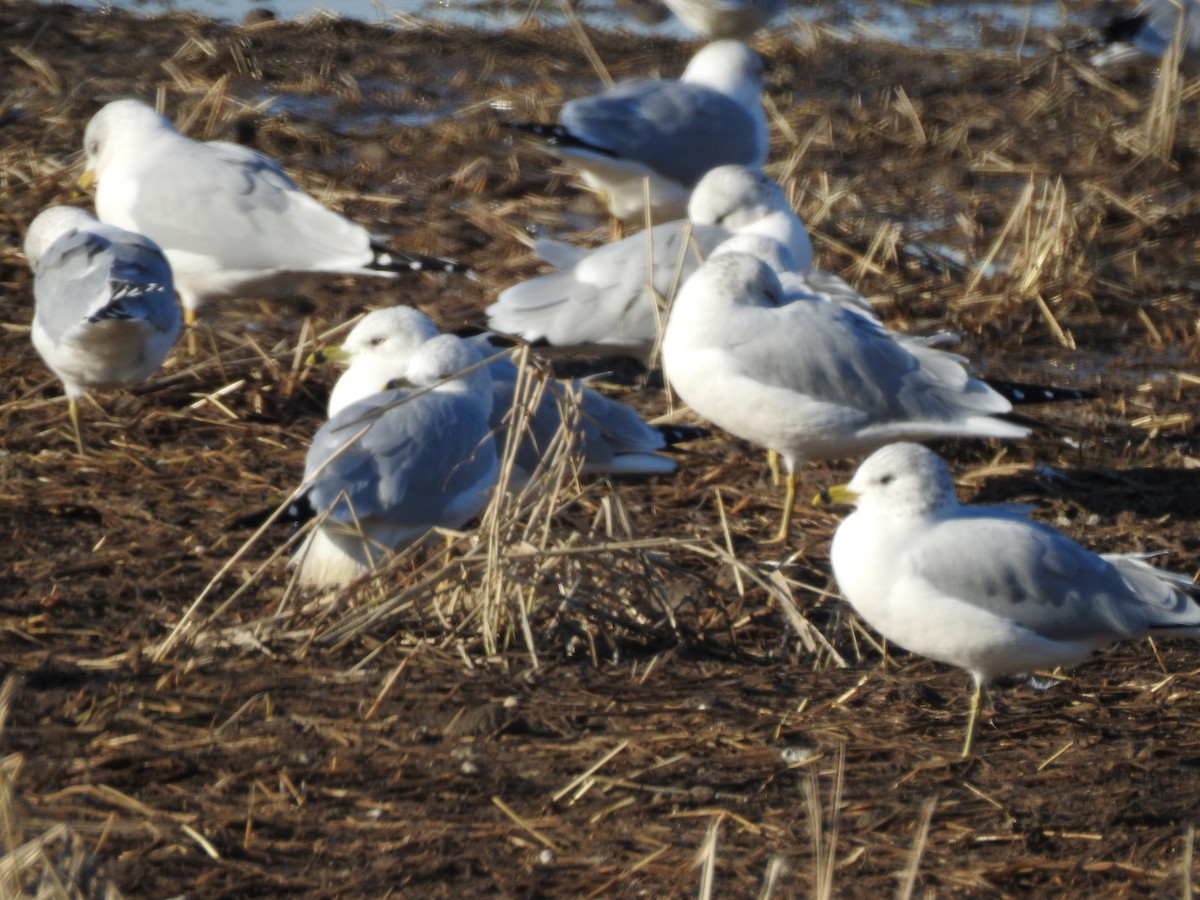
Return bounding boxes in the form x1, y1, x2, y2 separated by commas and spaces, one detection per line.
2, 0, 1200, 895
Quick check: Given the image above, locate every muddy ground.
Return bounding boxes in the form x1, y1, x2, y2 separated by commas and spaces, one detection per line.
2, 0, 1200, 895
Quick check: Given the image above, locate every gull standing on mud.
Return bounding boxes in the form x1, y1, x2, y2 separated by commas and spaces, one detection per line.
816, 442, 1200, 756
292, 333, 498, 590
23, 205, 181, 454
661, 0, 788, 39
79, 99, 467, 328
508, 41, 768, 224
661, 249, 1028, 542
487, 165, 814, 354
313, 307, 706, 489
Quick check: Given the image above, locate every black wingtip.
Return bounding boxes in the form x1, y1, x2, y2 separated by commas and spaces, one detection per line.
654, 423, 711, 447
369, 244, 472, 276
985, 378, 1098, 405
1102, 12, 1149, 45
503, 121, 616, 158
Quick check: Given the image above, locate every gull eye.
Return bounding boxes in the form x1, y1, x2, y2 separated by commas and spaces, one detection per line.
878, 474, 895, 486
87, 140, 99, 156
369, 336, 385, 346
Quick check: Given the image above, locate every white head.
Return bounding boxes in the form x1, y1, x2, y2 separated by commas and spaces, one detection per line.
678, 250, 786, 316
680, 41, 765, 106
404, 334, 493, 417
24, 206, 98, 269
83, 100, 177, 180
688, 166, 812, 269
326, 306, 442, 416
841, 442, 960, 519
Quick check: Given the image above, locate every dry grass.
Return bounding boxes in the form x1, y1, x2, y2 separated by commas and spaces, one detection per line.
2, 0, 1200, 895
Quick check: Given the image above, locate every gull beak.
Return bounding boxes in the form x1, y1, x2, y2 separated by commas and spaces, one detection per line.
76, 168, 97, 194
813, 483, 858, 506
306, 346, 351, 366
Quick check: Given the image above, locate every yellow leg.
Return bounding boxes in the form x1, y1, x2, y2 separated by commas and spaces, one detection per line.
962, 678, 983, 758
765, 470, 797, 544
68, 396, 85, 455
184, 306, 198, 355
767, 450, 781, 486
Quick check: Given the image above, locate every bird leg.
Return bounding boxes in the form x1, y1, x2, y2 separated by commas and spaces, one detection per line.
184, 306, 198, 356
68, 396, 86, 455
767, 449, 781, 486
765, 470, 797, 544
962, 677, 984, 758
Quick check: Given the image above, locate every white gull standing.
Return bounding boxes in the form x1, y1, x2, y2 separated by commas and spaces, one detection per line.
509, 42, 768, 224
23, 205, 181, 454
80, 99, 467, 328
662, 249, 1029, 542
817, 442, 1200, 756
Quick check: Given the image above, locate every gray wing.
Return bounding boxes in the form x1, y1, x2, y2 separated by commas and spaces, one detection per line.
34, 225, 178, 344
305, 389, 497, 530
126, 138, 372, 272
905, 514, 1200, 642
729, 297, 1012, 426
488, 222, 726, 346
560, 81, 763, 186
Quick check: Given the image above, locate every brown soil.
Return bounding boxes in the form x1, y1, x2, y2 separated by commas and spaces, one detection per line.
2, 1, 1200, 895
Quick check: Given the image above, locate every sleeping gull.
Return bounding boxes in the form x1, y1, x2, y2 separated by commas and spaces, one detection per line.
661, 249, 1029, 542
816, 441, 1200, 756
292, 333, 498, 590
23, 205, 181, 454
79, 99, 468, 328
508, 41, 767, 224
311, 306, 706, 487
662, 0, 788, 39
487, 165, 814, 354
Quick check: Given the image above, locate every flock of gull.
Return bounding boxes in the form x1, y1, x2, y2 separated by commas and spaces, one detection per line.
21, 0, 1200, 753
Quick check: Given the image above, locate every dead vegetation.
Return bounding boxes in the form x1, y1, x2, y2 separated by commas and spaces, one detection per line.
2, 0, 1200, 895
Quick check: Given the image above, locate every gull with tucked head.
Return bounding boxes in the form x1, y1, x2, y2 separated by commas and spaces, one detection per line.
23, 205, 181, 454
817, 442, 1200, 756
487, 165, 813, 355
292, 333, 498, 590
311, 307, 707, 489
662, 249, 1028, 542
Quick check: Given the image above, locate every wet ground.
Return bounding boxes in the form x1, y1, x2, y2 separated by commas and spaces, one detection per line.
2, 1, 1200, 895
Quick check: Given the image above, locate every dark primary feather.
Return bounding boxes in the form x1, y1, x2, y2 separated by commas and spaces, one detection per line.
368, 242, 472, 275
505, 121, 614, 157
982, 378, 1097, 406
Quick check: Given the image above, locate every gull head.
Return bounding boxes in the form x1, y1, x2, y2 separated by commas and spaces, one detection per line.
707, 234, 795, 274
82, 99, 176, 183
688, 165, 788, 227
680, 40, 765, 105
322, 306, 441, 416
23, 206, 97, 269
405, 334, 494, 417
829, 442, 960, 519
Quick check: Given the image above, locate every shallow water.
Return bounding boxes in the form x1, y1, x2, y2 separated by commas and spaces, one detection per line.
80, 0, 1088, 49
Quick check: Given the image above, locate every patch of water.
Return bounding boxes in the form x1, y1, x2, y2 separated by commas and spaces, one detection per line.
79, 0, 1092, 51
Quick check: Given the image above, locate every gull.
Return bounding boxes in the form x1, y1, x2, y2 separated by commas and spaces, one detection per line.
816, 442, 1200, 756
662, 0, 788, 39
487, 165, 813, 355
508, 41, 767, 224
311, 306, 706, 488
1091, 0, 1200, 69
23, 205, 181, 454
661, 249, 1030, 542
292, 333, 498, 590
79, 99, 468, 328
